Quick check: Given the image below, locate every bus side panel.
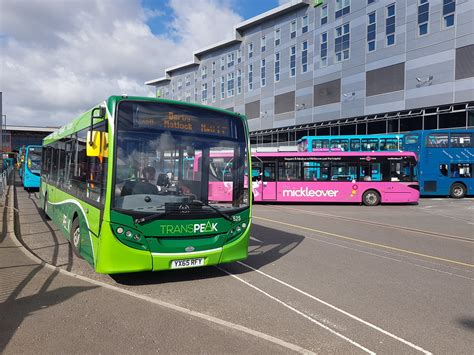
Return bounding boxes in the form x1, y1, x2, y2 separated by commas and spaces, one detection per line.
219, 226, 250, 264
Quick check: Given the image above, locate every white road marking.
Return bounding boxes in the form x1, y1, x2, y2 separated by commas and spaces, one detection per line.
217, 266, 376, 355
250, 236, 263, 243
301, 234, 474, 281
236, 262, 433, 355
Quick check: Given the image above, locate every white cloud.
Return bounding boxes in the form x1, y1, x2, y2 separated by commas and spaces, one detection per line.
0, 0, 243, 126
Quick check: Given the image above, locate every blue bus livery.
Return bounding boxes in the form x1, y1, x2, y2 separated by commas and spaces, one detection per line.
23, 145, 42, 190
297, 134, 403, 152
403, 129, 473, 198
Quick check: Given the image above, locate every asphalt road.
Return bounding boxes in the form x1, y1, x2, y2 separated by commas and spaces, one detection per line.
2, 178, 473, 354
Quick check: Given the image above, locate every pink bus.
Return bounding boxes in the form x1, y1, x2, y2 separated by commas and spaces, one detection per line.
251, 152, 419, 206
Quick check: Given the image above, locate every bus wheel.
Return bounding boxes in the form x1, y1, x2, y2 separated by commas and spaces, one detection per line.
43, 193, 51, 220
70, 218, 83, 259
362, 190, 380, 206
450, 183, 466, 199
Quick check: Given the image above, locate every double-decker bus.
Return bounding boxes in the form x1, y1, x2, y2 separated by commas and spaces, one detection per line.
297, 134, 403, 152
403, 129, 473, 198
40, 96, 251, 274
22, 145, 42, 190
251, 151, 419, 206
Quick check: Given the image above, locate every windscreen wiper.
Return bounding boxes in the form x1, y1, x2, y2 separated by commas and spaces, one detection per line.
191, 200, 233, 221
134, 210, 173, 225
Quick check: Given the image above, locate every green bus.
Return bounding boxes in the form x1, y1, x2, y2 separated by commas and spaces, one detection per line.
40, 96, 251, 274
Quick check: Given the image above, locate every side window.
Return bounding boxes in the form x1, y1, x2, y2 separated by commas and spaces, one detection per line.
439, 164, 448, 177
350, 139, 361, 151
50, 143, 59, 183
359, 162, 382, 181
450, 134, 472, 148
426, 134, 448, 147
313, 139, 329, 150
42, 146, 51, 180
361, 139, 379, 151
280, 162, 301, 181
57, 141, 67, 186
71, 131, 88, 199
303, 162, 329, 181
450, 164, 472, 178
86, 125, 108, 205
330, 162, 357, 181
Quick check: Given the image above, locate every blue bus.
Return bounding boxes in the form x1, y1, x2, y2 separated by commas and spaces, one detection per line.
403, 129, 473, 198
23, 145, 42, 190
297, 134, 403, 152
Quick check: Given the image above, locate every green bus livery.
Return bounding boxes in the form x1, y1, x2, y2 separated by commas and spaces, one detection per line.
40, 96, 251, 274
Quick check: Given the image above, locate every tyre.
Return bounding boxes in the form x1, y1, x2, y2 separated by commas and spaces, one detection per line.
362, 190, 381, 206
450, 183, 466, 199
70, 218, 83, 259
43, 193, 51, 220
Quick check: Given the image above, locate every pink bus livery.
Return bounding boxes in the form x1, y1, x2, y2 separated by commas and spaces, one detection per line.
251, 151, 419, 206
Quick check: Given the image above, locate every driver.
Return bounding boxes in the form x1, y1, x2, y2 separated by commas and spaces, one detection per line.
130, 166, 159, 195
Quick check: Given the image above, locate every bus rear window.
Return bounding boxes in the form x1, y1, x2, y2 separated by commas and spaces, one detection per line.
450, 134, 472, 148
426, 134, 449, 147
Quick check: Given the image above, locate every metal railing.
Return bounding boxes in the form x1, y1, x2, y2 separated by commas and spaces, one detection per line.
0, 165, 13, 200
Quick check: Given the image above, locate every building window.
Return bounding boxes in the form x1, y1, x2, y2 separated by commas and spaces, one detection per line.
290, 45, 296, 77
335, 0, 350, 19
321, 5, 328, 25
221, 57, 225, 71
275, 28, 281, 46
185, 91, 191, 102
220, 76, 225, 99
261, 36, 266, 52
261, 59, 266, 87
201, 66, 207, 80
248, 43, 253, 59
386, 3, 396, 45
248, 64, 253, 91
237, 48, 242, 63
227, 52, 234, 67
335, 23, 350, 62
290, 20, 297, 39
185, 74, 190, 87
443, 0, 455, 28
212, 62, 216, 75
177, 79, 182, 89
367, 11, 376, 52
237, 69, 242, 94
301, 41, 308, 73
227, 72, 234, 97
194, 72, 197, 83
320, 32, 328, 67
194, 87, 198, 102
201, 83, 208, 104
212, 80, 216, 102
368, 0, 376, 4
302, 15, 308, 33
275, 52, 280, 82
417, 0, 429, 36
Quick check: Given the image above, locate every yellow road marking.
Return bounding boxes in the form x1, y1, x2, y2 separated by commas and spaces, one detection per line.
254, 216, 474, 268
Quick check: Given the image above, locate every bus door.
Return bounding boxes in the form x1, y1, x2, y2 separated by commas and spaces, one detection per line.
261, 161, 277, 200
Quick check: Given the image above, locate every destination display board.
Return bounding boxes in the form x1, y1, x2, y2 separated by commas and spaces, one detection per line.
133, 110, 231, 138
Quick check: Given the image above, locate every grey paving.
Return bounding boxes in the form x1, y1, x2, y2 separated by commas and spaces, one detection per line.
3, 172, 474, 354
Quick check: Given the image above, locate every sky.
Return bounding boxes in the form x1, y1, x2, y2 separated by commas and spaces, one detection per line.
0, 0, 289, 127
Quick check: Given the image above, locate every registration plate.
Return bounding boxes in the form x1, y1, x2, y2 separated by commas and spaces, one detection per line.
171, 258, 205, 269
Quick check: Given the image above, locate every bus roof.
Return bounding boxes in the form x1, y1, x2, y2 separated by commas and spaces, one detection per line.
43, 96, 247, 145
296, 134, 404, 144
253, 151, 417, 158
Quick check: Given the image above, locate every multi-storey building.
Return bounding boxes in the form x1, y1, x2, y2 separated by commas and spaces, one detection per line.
146, 0, 474, 146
